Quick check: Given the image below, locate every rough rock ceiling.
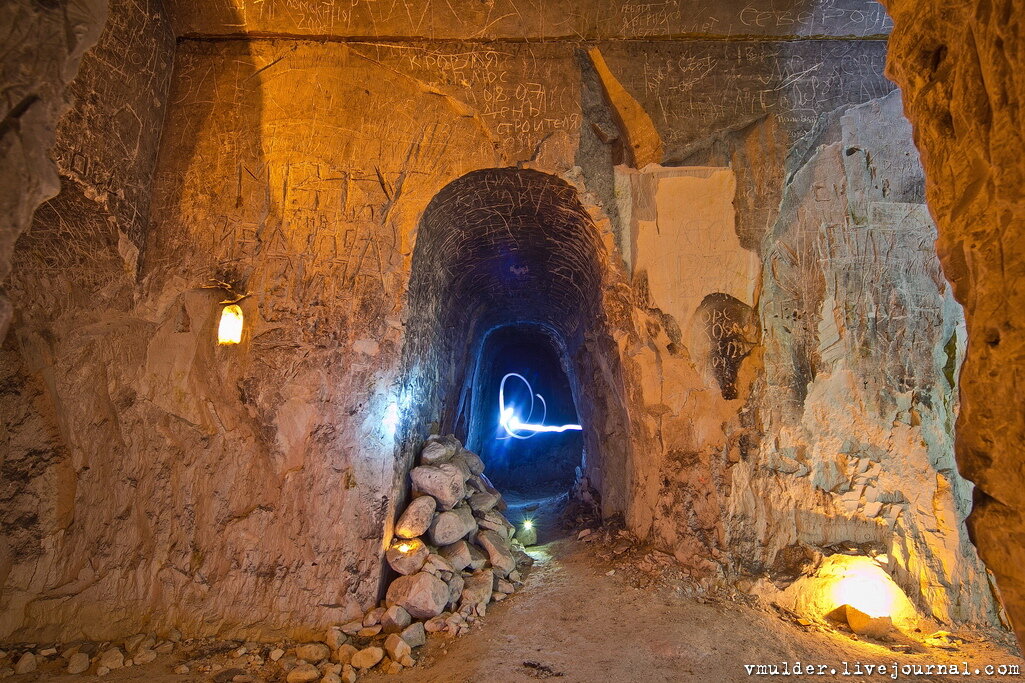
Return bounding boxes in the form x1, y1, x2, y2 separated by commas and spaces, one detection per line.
411, 168, 602, 340
163, 0, 893, 39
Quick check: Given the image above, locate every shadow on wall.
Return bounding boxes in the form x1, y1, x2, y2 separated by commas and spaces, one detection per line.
399, 167, 631, 517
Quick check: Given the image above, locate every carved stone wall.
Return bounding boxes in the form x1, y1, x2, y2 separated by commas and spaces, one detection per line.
881, 0, 1025, 643
0, 0, 1009, 643
734, 91, 996, 626
0, 0, 108, 338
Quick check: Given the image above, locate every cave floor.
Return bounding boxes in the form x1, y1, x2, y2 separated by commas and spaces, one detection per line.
369, 535, 1023, 682
25, 529, 1024, 682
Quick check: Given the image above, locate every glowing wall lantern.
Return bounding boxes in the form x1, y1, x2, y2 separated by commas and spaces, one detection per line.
217, 304, 244, 345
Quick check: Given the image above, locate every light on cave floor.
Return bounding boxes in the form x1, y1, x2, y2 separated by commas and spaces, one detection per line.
788, 554, 916, 637
217, 304, 244, 345
829, 562, 899, 619
498, 372, 582, 439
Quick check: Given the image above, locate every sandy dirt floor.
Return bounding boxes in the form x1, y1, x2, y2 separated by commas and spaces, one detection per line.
13, 499, 1025, 682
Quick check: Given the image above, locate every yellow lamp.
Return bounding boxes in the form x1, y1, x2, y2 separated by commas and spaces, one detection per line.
218, 304, 244, 345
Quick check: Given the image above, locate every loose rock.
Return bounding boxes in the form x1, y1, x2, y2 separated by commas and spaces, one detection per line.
350, 646, 384, 670
386, 571, 451, 618
457, 449, 485, 475
446, 573, 465, 606
429, 506, 477, 545
333, 644, 357, 665
467, 543, 489, 570
461, 568, 495, 608
364, 606, 386, 626
386, 538, 430, 575
296, 642, 331, 663
477, 529, 516, 576
400, 622, 426, 648
97, 648, 124, 670
394, 495, 437, 539
468, 491, 499, 512
410, 463, 466, 510
325, 626, 347, 650
381, 605, 411, 633
440, 540, 473, 571
384, 633, 411, 662
68, 651, 90, 674
420, 436, 459, 465
14, 653, 36, 674
286, 663, 321, 683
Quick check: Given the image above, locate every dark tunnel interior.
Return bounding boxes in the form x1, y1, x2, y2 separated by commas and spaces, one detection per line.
465, 324, 583, 497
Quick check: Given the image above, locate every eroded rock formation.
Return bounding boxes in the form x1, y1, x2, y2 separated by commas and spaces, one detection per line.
881, 0, 1025, 644
0, 0, 1017, 651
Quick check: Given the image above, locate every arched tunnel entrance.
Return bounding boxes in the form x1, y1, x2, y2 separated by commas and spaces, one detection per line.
401, 167, 630, 531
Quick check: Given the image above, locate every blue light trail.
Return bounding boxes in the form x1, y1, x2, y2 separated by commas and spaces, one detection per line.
498, 372, 582, 439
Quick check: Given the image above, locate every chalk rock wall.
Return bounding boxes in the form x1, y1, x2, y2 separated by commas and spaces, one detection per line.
729, 91, 998, 625
0, 0, 108, 339
880, 0, 1025, 643
0, 0, 1007, 642
0, 0, 174, 641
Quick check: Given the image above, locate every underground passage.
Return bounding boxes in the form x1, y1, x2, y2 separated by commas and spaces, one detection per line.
2, 0, 1025, 680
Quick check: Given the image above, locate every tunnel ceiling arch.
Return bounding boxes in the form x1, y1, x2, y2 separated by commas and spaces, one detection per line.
410, 168, 604, 340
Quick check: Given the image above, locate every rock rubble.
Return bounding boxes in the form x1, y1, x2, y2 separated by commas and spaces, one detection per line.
0, 436, 532, 682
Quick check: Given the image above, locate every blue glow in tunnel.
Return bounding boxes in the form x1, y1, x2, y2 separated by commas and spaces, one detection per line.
498, 372, 582, 439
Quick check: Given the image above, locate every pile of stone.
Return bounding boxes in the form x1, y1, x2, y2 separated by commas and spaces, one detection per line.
383, 435, 534, 636
0, 630, 180, 677
0, 437, 532, 682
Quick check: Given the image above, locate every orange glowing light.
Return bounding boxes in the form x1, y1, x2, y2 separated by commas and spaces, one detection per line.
395, 542, 413, 554
828, 560, 899, 618
217, 304, 244, 345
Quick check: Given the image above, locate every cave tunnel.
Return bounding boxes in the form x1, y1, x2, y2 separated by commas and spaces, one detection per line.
402, 167, 627, 516
464, 323, 583, 498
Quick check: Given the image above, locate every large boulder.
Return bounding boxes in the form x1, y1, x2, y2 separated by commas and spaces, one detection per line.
439, 540, 473, 571
420, 435, 460, 465
461, 568, 494, 608
477, 529, 516, 576
385, 539, 430, 575
386, 571, 450, 619
410, 463, 466, 510
395, 495, 436, 539
428, 505, 477, 546
456, 449, 485, 475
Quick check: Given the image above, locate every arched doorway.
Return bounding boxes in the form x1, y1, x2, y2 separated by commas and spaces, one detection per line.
400, 167, 629, 531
